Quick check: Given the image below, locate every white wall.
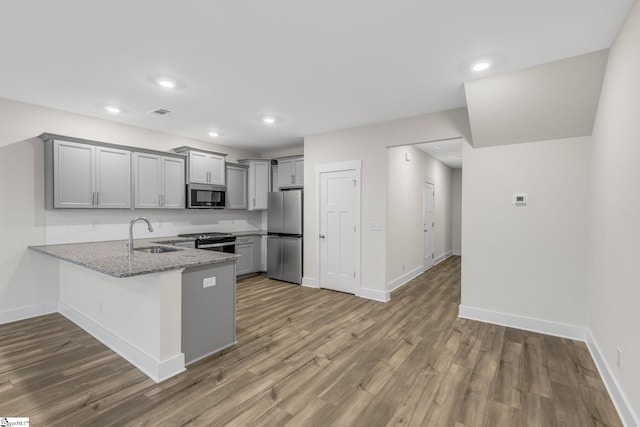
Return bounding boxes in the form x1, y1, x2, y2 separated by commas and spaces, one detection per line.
589, 0, 640, 420
465, 50, 608, 147
387, 145, 453, 284
461, 136, 591, 327
0, 97, 259, 318
451, 168, 462, 255
304, 107, 471, 296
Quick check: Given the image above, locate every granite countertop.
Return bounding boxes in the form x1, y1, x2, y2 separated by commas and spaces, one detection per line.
29, 236, 238, 278
231, 230, 267, 237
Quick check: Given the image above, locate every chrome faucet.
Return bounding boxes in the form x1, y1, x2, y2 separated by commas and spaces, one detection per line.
128, 217, 154, 260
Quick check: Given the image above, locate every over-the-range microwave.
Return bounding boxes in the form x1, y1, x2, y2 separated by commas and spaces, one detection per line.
186, 183, 226, 209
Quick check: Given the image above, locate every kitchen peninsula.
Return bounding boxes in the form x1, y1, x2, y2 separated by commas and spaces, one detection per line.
30, 237, 238, 383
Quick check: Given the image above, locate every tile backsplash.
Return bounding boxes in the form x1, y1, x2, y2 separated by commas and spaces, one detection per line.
45, 208, 266, 244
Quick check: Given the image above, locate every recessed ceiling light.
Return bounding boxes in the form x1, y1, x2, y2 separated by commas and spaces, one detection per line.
435, 144, 443, 149
208, 131, 220, 138
105, 105, 121, 114
471, 62, 491, 72
262, 116, 277, 124
156, 78, 176, 89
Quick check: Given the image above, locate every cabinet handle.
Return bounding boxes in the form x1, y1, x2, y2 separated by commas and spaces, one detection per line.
207, 171, 211, 183
96, 192, 99, 206
253, 197, 256, 207
158, 195, 161, 206
161, 195, 165, 206
92, 192, 96, 206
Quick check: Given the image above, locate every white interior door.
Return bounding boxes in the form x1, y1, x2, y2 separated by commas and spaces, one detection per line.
319, 169, 357, 294
423, 181, 434, 269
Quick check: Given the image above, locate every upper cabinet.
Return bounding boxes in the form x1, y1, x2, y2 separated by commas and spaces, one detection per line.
226, 163, 248, 210
239, 159, 271, 210
133, 152, 185, 209
44, 137, 131, 209
174, 147, 227, 186
276, 156, 304, 189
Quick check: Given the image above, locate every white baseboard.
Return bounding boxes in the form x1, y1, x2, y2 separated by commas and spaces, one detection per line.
302, 277, 319, 289
356, 287, 389, 302
452, 249, 462, 256
458, 305, 587, 341
0, 302, 58, 325
586, 330, 639, 427
59, 301, 185, 383
387, 265, 429, 293
387, 252, 454, 294
434, 250, 453, 265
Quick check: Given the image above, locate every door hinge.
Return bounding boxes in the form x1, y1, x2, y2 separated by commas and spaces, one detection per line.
353, 271, 356, 278
432, 222, 434, 228
353, 179, 357, 186
432, 253, 434, 259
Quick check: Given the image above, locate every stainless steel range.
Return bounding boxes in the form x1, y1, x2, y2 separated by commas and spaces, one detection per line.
178, 232, 236, 253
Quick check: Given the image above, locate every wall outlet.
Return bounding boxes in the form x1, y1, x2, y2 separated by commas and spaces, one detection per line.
203, 277, 216, 288
370, 221, 382, 231
617, 348, 622, 368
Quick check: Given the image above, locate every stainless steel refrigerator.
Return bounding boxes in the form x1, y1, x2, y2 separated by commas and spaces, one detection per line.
267, 190, 302, 284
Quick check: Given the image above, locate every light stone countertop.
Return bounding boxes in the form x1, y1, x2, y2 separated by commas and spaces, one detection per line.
230, 230, 267, 237
29, 236, 238, 278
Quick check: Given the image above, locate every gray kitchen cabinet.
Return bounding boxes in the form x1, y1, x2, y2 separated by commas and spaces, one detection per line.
174, 146, 227, 185
235, 235, 261, 276
225, 163, 248, 209
47, 139, 131, 209
182, 261, 236, 365
238, 159, 270, 210
277, 156, 304, 188
133, 152, 185, 209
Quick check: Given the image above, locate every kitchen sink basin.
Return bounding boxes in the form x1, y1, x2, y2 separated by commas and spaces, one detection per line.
134, 246, 182, 254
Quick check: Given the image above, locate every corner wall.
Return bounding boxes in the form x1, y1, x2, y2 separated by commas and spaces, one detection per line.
589, 0, 640, 422
460, 136, 591, 327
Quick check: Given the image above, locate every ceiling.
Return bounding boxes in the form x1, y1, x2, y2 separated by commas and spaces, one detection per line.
416, 139, 463, 168
0, 1, 633, 152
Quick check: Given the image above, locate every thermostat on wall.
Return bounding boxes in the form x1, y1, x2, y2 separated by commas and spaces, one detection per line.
512, 193, 528, 206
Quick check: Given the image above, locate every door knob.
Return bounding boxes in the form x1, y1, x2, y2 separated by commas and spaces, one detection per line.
319, 234, 325, 239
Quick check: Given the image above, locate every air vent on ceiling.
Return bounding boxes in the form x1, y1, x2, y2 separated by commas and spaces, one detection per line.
149, 108, 173, 116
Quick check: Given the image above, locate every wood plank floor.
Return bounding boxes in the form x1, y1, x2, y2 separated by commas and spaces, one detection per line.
0, 256, 621, 426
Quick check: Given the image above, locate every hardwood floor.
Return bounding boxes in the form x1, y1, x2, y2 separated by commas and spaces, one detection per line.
0, 256, 621, 426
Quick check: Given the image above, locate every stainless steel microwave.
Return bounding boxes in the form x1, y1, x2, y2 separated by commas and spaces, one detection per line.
187, 183, 226, 209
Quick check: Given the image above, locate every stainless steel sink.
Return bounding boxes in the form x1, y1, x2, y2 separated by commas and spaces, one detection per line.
134, 246, 182, 254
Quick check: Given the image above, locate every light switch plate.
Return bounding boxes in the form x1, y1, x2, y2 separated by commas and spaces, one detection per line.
370, 221, 382, 231
203, 277, 216, 288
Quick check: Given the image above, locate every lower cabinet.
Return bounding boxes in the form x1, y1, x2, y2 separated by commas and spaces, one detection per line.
182, 261, 236, 365
235, 235, 262, 276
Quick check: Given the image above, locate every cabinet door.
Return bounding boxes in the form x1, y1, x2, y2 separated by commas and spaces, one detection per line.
293, 158, 304, 186
95, 147, 131, 208
209, 154, 226, 185
226, 165, 248, 209
277, 160, 293, 188
54, 140, 95, 208
133, 153, 162, 208
188, 151, 210, 184
252, 161, 270, 210
162, 156, 185, 208
236, 243, 254, 275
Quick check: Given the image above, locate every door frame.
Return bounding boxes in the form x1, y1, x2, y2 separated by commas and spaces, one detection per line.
423, 177, 435, 270
315, 160, 362, 292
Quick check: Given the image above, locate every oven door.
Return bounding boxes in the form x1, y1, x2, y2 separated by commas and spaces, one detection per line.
197, 241, 236, 253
